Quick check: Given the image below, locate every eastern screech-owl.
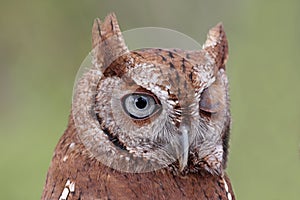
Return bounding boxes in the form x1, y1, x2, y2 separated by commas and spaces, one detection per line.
42, 13, 235, 200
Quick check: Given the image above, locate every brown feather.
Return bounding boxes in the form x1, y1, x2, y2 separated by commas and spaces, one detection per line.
42, 116, 235, 200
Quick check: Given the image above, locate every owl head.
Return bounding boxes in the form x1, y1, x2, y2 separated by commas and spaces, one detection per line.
72, 13, 230, 175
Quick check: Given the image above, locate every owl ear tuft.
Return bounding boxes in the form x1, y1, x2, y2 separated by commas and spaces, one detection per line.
92, 13, 124, 48
92, 13, 129, 69
202, 23, 228, 70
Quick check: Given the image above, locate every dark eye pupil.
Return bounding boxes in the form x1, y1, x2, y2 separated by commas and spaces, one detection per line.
135, 97, 147, 109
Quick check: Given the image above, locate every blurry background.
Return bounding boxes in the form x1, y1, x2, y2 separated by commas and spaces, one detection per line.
0, 0, 299, 199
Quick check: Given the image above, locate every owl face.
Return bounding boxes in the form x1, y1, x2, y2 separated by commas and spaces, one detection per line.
72, 13, 230, 175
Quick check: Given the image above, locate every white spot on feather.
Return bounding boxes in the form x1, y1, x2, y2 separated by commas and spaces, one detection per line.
59, 179, 75, 200
222, 177, 232, 200
63, 155, 68, 162
69, 142, 75, 149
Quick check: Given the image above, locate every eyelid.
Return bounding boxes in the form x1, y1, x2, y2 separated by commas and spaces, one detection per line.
132, 92, 159, 104
122, 92, 161, 105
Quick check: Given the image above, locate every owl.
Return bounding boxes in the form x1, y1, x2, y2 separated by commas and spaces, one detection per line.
42, 13, 235, 200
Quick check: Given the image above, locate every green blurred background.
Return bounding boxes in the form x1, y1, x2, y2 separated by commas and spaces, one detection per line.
0, 0, 299, 199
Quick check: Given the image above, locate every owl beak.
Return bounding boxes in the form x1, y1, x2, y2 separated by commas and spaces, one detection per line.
177, 125, 190, 172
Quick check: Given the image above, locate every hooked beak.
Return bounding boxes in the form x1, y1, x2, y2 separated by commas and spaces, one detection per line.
176, 125, 190, 172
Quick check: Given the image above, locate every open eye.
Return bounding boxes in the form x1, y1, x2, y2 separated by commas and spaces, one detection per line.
122, 93, 160, 119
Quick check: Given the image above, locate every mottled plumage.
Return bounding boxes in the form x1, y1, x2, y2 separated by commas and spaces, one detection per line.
42, 13, 235, 200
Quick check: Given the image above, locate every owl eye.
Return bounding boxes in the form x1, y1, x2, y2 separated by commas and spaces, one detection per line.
122, 93, 160, 119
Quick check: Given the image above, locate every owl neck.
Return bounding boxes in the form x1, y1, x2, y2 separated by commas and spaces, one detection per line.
42, 116, 235, 200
